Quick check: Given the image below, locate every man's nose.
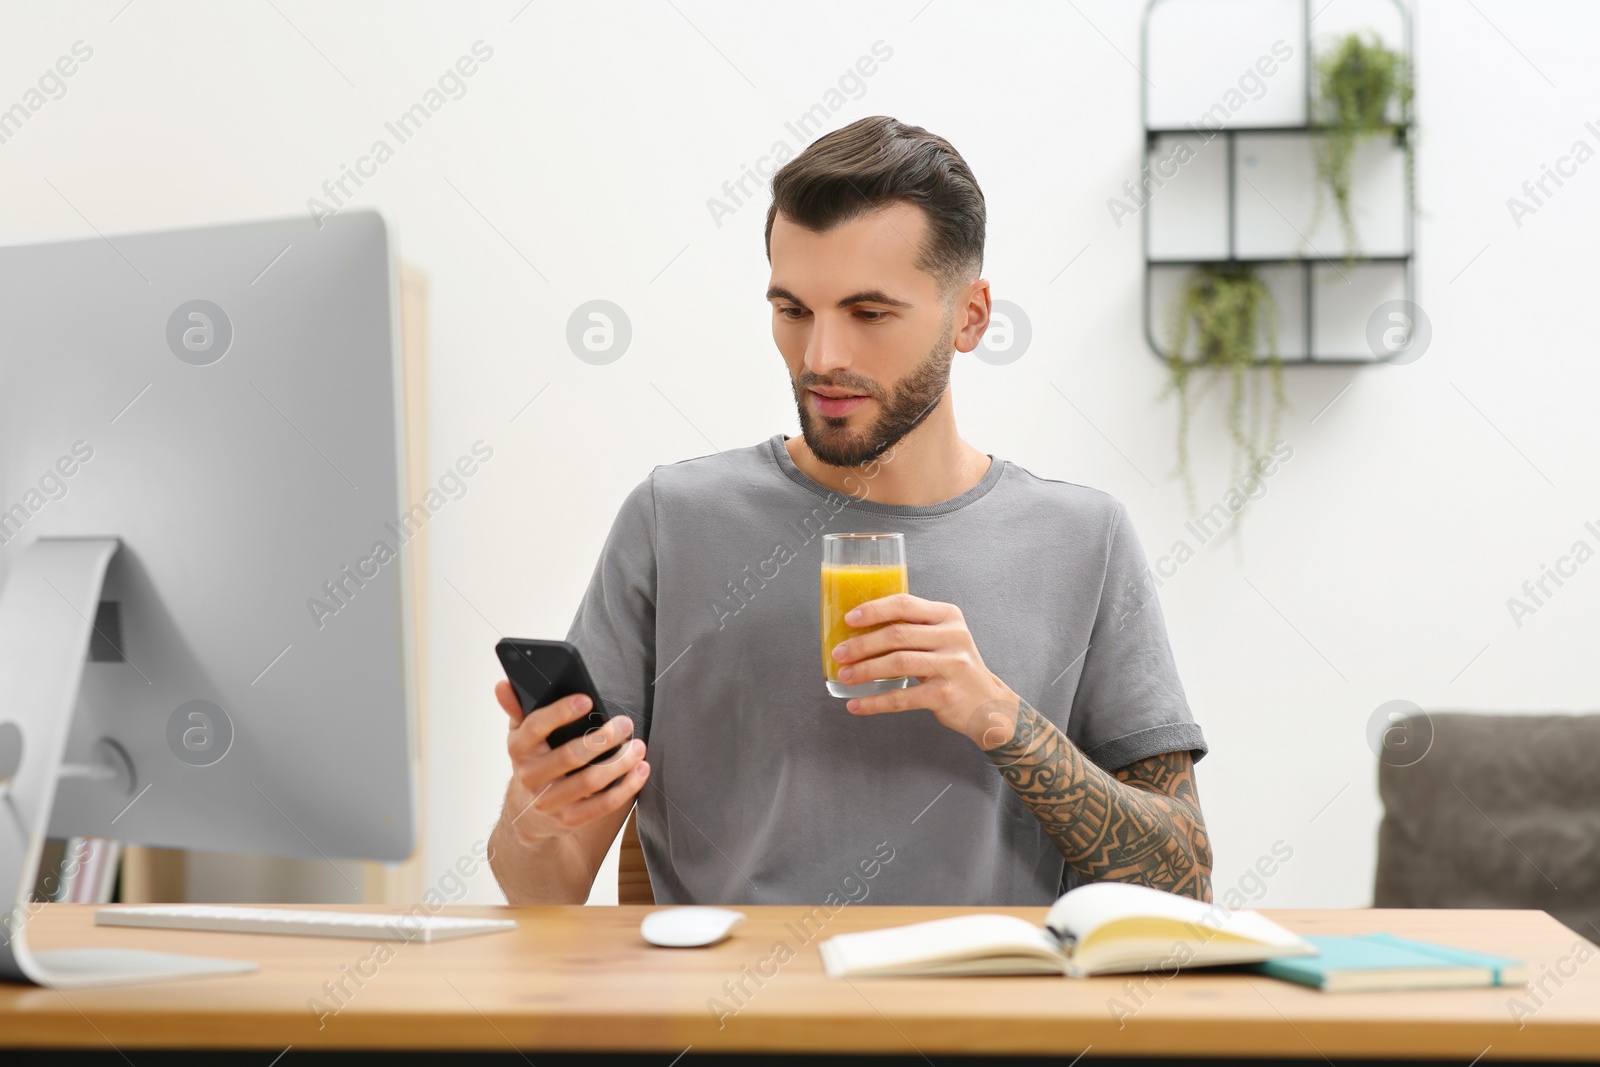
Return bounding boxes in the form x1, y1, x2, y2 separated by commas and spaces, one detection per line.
804, 312, 852, 377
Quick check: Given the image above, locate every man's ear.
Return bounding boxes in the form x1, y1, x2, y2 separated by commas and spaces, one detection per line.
952, 279, 992, 354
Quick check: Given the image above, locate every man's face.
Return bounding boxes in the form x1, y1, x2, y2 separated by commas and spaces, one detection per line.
767, 201, 978, 468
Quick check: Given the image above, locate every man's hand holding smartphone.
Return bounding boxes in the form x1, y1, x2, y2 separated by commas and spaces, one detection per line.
494, 680, 650, 844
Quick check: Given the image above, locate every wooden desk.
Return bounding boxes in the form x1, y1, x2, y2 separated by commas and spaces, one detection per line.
2, 904, 1597, 1063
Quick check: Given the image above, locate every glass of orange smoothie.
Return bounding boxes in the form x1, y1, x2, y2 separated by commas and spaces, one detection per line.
821, 532, 912, 698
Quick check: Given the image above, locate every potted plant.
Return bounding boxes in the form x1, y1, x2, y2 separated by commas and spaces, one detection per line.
1161, 266, 1288, 517
1313, 30, 1415, 257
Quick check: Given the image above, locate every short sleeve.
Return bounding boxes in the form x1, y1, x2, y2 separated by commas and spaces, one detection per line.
1066, 499, 1207, 771
564, 474, 658, 743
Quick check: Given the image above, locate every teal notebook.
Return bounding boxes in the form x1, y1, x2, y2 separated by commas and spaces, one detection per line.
1252, 933, 1525, 992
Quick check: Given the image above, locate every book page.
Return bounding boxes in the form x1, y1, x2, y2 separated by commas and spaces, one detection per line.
820, 914, 1064, 977
1045, 882, 1302, 948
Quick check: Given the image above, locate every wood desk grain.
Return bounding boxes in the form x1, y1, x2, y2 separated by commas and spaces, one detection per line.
2, 904, 1596, 1059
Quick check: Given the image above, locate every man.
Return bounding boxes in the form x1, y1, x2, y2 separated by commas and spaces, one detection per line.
489, 115, 1211, 907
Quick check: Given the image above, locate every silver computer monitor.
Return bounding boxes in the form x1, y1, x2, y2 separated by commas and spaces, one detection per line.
0, 209, 417, 985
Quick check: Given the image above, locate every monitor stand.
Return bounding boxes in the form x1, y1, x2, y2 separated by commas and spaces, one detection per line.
0, 537, 256, 987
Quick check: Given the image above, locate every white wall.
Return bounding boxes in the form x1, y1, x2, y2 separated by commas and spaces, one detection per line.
4, 0, 1596, 910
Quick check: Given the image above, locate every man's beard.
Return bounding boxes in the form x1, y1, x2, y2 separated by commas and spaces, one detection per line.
792, 317, 955, 469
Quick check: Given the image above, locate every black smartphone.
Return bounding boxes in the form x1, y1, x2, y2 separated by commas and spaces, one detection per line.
495, 638, 624, 777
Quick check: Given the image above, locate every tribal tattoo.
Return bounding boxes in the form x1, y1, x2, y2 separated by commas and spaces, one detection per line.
981, 697, 1213, 900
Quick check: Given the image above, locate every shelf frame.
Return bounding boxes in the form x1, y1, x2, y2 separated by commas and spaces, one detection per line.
1139, 0, 1415, 366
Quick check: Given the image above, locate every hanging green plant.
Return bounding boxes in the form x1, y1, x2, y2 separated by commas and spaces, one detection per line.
1312, 31, 1414, 258
1160, 266, 1288, 517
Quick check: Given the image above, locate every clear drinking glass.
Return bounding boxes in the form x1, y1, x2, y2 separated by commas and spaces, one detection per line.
821, 532, 912, 698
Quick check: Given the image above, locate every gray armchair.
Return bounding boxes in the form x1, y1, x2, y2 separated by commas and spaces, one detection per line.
1374, 711, 1600, 938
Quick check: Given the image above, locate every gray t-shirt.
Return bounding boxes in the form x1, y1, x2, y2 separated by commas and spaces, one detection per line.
566, 434, 1206, 906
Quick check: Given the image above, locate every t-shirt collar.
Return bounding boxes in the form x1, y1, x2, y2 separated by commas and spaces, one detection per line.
767, 433, 1005, 517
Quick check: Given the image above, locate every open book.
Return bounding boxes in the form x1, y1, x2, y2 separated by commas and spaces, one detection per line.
819, 882, 1315, 979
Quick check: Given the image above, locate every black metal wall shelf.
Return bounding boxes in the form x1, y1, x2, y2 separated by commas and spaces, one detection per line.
1145, 124, 1411, 142
1150, 255, 1409, 267
1140, 0, 1415, 366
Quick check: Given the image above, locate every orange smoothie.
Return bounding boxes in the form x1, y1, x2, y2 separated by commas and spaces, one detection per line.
820, 562, 909, 681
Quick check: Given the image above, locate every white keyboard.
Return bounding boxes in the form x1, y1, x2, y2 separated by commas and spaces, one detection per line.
96, 905, 517, 943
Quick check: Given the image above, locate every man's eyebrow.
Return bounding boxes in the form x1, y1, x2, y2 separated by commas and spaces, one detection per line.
765, 286, 914, 310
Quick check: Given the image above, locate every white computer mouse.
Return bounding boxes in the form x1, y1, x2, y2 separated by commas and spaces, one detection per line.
640, 906, 747, 948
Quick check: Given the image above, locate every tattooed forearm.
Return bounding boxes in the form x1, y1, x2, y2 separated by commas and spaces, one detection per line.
982, 697, 1213, 901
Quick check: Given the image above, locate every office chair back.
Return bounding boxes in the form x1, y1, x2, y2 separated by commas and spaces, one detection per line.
1375, 711, 1600, 937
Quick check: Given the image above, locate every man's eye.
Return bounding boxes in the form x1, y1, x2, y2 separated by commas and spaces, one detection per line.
775, 307, 887, 322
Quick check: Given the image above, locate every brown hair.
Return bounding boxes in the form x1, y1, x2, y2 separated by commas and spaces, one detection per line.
764, 115, 985, 302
